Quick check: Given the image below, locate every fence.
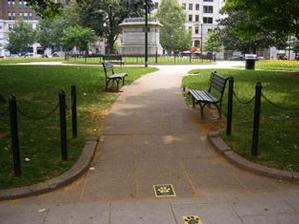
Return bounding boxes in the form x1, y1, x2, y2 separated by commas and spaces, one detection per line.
5, 86, 78, 177
226, 79, 299, 157
65, 54, 212, 65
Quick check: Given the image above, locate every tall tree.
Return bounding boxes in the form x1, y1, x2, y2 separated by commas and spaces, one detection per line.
6, 20, 36, 55
157, 0, 192, 53
37, 4, 79, 50
203, 30, 222, 54
77, 0, 153, 53
222, 0, 299, 39
62, 25, 96, 54
218, 9, 287, 53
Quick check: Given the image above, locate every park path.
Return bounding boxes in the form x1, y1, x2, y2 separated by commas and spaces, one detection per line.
1, 62, 299, 224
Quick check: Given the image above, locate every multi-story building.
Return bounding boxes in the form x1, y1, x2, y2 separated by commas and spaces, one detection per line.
0, 0, 39, 57
152, 0, 226, 50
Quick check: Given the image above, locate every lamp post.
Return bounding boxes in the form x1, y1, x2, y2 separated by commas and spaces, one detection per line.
144, 0, 148, 67
200, 20, 203, 61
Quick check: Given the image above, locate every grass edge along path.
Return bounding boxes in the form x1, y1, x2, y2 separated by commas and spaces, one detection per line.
0, 65, 158, 189
182, 69, 299, 172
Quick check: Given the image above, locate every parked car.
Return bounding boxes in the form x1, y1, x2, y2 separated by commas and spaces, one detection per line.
228, 55, 245, 60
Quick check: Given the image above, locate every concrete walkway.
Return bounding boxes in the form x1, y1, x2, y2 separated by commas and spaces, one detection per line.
1, 63, 298, 224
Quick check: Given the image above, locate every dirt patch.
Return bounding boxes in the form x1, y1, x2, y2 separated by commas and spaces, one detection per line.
0, 132, 9, 139
196, 107, 226, 135
288, 72, 299, 77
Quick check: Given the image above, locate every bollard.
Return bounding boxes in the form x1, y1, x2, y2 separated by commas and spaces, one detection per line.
71, 85, 78, 138
9, 95, 21, 177
59, 90, 68, 161
226, 77, 234, 136
251, 82, 262, 157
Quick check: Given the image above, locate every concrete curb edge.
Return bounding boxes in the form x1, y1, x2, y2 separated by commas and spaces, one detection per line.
207, 131, 298, 184
0, 137, 98, 200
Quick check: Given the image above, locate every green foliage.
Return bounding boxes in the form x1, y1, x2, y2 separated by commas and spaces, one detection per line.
156, 0, 192, 53
6, 20, 36, 54
223, 0, 299, 40
27, 0, 63, 17
183, 69, 299, 171
217, 9, 287, 53
62, 26, 96, 52
203, 30, 222, 53
37, 4, 80, 49
76, 0, 153, 53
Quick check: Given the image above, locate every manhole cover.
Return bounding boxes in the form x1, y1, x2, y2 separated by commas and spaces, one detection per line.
153, 184, 176, 198
183, 215, 202, 224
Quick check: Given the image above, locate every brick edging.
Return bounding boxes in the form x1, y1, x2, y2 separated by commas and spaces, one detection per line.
0, 137, 98, 200
207, 131, 299, 184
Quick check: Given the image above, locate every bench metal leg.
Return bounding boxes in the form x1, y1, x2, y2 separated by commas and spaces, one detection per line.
122, 77, 125, 86
116, 79, 120, 91
215, 103, 222, 119
192, 96, 196, 108
199, 103, 204, 119
105, 79, 110, 90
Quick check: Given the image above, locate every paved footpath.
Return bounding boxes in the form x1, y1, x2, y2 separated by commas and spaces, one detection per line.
1, 62, 299, 224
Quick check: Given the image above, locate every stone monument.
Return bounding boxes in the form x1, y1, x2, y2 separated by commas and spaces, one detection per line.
119, 17, 163, 55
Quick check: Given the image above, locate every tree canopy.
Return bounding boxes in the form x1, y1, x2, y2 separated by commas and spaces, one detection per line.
6, 20, 36, 54
157, 0, 191, 53
222, 0, 299, 39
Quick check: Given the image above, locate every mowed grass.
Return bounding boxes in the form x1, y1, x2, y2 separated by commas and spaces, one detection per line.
0, 65, 157, 189
183, 69, 299, 171
0, 57, 64, 64
256, 60, 299, 71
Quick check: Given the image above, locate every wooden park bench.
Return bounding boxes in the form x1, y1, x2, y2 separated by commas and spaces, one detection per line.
189, 71, 229, 119
102, 54, 124, 66
102, 62, 128, 91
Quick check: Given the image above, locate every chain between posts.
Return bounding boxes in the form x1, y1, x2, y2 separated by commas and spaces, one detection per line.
17, 104, 59, 120
233, 91, 255, 105
261, 93, 299, 111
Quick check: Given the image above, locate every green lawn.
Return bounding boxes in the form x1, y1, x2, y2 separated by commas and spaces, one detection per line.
183, 69, 299, 171
0, 57, 64, 64
256, 60, 299, 71
0, 65, 157, 189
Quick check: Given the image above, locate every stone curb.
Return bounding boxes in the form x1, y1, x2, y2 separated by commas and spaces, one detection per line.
0, 137, 98, 200
207, 132, 299, 184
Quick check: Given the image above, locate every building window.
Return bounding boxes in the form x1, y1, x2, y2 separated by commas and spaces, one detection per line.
203, 0, 213, 2
188, 3, 193, 10
8, 12, 16, 20
188, 26, 192, 32
203, 17, 213, 24
8, 24, 13, 31
195, 4, 200, 11
28, 12, 33, 19
195, 15, 199, 22
154, 2, 159, 9
203, 6, 213, 13
182, 3, 186, 10
8, 0, 16, 7
188, 15, 193, 22
194, 40, 200, 47
195, 27, 199, 34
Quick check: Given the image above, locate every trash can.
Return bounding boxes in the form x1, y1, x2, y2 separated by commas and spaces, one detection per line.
245, 54, 257, 70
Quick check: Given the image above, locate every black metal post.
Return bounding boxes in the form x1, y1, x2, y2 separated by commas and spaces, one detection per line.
144, 0, 148, 67
9, 95, 21, 177
59, 90, 68, 161
200, 22, 203, 62
251, 82, 262, 157
71, 85, 77, 138
226, 77, 234, 136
